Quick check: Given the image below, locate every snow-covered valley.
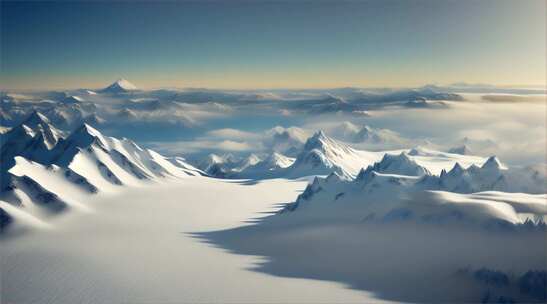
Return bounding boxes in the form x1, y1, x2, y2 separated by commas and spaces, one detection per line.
1, 177, 391, 304
3, 174, 546, 303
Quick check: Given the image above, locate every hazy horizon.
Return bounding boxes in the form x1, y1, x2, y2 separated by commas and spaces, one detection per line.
2, 78, 546, 92
1, 0, 545, 90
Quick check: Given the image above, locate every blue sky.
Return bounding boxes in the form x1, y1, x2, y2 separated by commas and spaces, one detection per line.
1, 0, 545, 90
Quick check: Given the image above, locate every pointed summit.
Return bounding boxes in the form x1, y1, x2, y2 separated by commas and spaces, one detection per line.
449, 162, 464, 175
482, 156, 503, 170
303, 130, 332, 151
63, 123, 109, 151
74, 123, 103, 138
313, 130, 327, 139
287, 130, 364, 179
19, 111, 61, 149
23, 111, 50, 127
102, 78, 137, 93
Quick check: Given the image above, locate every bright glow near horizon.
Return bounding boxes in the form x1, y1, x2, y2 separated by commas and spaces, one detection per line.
0, 0, 545, 90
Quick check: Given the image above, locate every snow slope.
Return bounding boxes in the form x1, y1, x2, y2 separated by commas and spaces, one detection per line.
0, 177, 388, 304
284, 131, 383, 179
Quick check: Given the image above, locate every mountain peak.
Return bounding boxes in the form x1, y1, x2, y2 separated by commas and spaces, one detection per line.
368, 152, 429, 176
303, 130, 335, 153
312, 130, 327, 139
263, 152, 294, 168
450, 162, 464, 174
482, 156, 502, 170
67, 123, 108, 149
23, 111, 50, 127
80, 123, 102, 136
377, 152, 412, 165
102, 78, 137, 93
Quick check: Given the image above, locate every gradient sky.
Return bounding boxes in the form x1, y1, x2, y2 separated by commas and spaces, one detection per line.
1, 0, 545, 90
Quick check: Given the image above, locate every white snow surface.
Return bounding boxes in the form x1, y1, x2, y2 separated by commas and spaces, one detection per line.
282, 131, 488, 179
0, 177, 390, 304
1, 108, 546, 302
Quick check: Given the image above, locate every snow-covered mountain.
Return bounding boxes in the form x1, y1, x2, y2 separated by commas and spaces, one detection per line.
259, 152, 295, 169
362, 152, 431, 176
283, 131, 385, 179
1, 111, 64, 171
101, 78, 138, 93
231, 152, 295, 179
282, 154, 546, 228
435, 156, 545, 194
197, 153, 254, 177
197, 131, 490, 180
0, 113, 203, 232
197, 151, 297, 179
282, 131, 489, 179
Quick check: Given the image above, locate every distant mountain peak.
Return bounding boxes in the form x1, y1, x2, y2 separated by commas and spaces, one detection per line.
364, 152, 430, 176
482, 156, 503, 170
262, 152, 293, 168
102, 78, 137, 93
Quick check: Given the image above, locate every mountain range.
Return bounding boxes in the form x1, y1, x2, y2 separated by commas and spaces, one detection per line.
199, 131, 489, 180
0, 111, 202, 232
283, 152, 546, 228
